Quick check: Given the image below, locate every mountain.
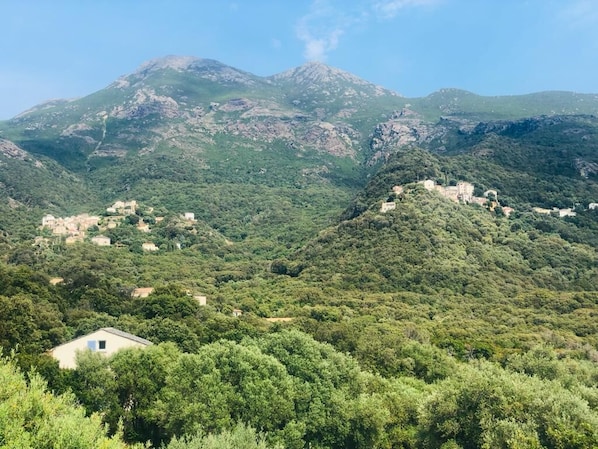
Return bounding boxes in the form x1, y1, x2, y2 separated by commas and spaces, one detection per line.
407, 88, 598, 121
0, 56, 403, 172
0, 55, 597, 249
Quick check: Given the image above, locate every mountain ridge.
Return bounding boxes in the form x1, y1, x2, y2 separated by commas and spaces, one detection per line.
0, 54, 597, 251
4, 55, 598, 121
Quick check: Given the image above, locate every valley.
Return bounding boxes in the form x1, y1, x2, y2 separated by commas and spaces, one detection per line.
1, 56, 598, 448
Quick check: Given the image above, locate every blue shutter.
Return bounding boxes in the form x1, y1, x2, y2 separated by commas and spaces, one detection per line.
87, 340, 97, 351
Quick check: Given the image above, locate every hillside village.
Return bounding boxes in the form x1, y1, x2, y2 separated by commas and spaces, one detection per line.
380, 180, 595, 218
380, 180, 514, 216
40, 200, 197, 249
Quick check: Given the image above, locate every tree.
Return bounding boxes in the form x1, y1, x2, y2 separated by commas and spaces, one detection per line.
0, 356, 135, 448
155, 341, 297, 442
0, 293, 66, 354
252, 330, 366, 449
165, 422, 283, 449
68, 350, 120, 429
110, 343, 182, 446
419, 361, 598, 449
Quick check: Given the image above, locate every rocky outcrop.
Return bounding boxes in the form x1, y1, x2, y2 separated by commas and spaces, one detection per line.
0, 139, 30, 160
575, 158, 598, 178
302, 122, 358, 157
271, 61, 398, 97
60, 123, 98, 145
368, 109, 450, 164
110, 88, 180, 119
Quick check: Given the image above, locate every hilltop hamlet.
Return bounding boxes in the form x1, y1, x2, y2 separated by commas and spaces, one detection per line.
380, 180, 515, 216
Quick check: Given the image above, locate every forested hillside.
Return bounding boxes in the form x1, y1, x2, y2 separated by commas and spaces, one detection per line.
1, 57, 598, 448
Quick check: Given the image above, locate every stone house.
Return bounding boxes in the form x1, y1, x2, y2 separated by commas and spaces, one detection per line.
49, 327, 152, 369
419, 179, 474, 203
194, 295, 207, 306
142, 242, 159, 252
558, 208, 576, 217
108, 200, 137, 215
65, 235, 85, 245
137, 220, 151, 233
91, 235, 111, 246
420, 179, 436, 191
131, 287, 154, 298
380, 201, 396, 213
42, 214, 56, 227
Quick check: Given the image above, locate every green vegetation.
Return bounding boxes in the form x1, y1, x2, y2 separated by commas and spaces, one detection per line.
0, 355, 135, 448
1, 59, 598, 448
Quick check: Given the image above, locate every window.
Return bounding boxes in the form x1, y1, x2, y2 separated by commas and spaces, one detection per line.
98, 340, 106, 350
87, 340, 97, 351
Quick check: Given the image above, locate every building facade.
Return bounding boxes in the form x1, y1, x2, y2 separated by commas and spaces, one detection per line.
49, 327, 152, 369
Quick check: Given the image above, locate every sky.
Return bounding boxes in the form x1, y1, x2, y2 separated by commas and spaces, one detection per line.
2, 0, 598, 119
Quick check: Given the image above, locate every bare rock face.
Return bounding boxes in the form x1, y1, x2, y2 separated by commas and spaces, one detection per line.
110, 88, 180, 119
219, 98, 255, 113
368, 109, 448, 164
0, 139, 30, 160
271, 61, 400, 98
575, 158, 598, 178
60, 123, 98, 145
135, 55, 202, 73
221, 115, 358, 158
224, 117, 295, 142
302, 122, 358, 157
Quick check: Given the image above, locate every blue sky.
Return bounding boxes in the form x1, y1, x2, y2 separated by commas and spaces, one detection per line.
2, 0, 597, 119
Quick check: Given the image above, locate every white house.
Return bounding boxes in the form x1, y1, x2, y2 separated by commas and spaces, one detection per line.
49, 327, 152, 369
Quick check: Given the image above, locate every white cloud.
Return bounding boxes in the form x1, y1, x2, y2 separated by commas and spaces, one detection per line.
295, 0, 349, 61
295, 0, 441, 61
373, 0, 441, 19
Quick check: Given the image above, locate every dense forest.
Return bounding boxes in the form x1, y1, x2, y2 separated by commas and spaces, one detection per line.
2, 172, 598, 448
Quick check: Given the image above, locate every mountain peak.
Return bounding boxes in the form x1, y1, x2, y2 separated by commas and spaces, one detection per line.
271, 61, 400, 97
133, 55, 223, 75
272, 61, 369, 86
112, 55, 259, 88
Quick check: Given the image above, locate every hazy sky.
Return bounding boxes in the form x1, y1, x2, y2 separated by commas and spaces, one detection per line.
2, 0, 597, 119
